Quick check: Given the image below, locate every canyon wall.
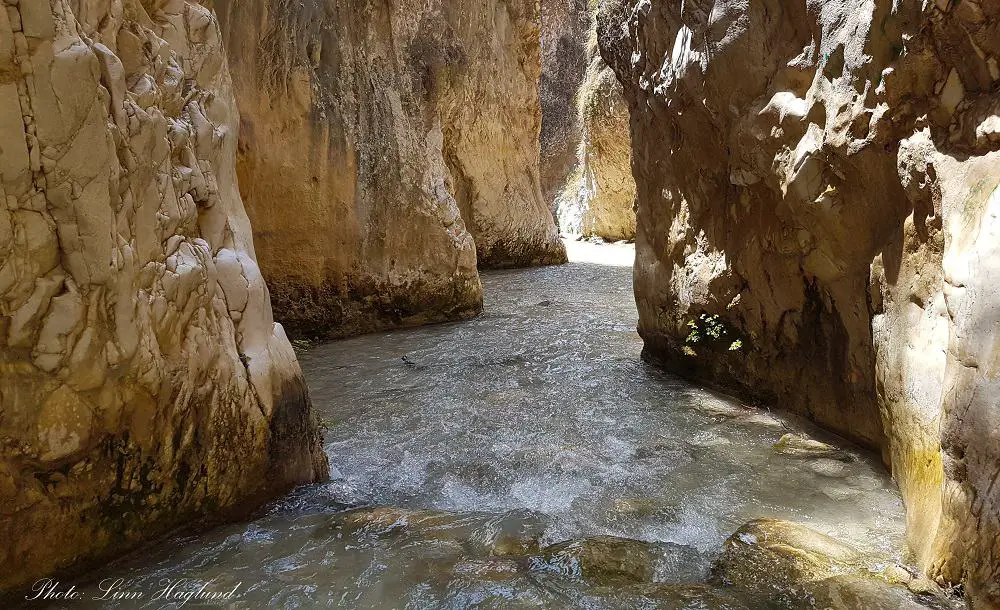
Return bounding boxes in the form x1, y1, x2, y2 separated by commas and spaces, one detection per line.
0, 0, 326, 591
540, 0, 589, 209
598, 0, 1000, 605
214, 0, 566, 339
556, 11, 636, 242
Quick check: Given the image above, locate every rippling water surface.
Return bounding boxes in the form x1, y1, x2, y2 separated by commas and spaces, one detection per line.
58, 241, 914, 608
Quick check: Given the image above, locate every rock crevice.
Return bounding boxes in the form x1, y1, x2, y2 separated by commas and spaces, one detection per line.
556, 8, 637, 243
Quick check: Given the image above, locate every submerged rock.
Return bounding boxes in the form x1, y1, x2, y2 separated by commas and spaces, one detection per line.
330, 507, 543, 558
530, 534, 706, 587
583, 584, 750, 610
806, 458, 850, 479
532, 535, 658, 584
335, 507, 456, 536
712, 520, 956, 609
452, 557, 523, 581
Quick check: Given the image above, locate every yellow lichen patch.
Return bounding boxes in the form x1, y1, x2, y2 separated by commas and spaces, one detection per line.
35, 384, 94, 463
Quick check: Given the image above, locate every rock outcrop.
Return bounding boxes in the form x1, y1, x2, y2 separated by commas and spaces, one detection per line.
714, 520, 954, 609
540, 0, 589, 209
0, 0, 327, 591
556, 9, 637, 242
598, 0, 1000, 604
213, 0, 566, 339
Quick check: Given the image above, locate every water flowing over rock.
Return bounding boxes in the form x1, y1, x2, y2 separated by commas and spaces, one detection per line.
0, 0, 327, 591
597, 0, 1000, 604
212, 0, 566, 339
713, 520, 955, 609
557, 8, 637, 242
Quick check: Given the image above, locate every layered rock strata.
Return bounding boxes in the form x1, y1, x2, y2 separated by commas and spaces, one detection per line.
598, 0, 1000, 604
214, 0, 566, 339
0, 0, 327, 591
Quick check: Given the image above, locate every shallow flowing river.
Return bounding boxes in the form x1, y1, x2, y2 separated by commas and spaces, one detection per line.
55, 242, 923, 608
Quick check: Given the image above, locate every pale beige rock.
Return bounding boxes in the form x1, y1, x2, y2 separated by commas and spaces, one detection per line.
557, 9, 636, 242
212, 0, 565, 339
0, 0, 327, 591
598, 0, 1000, 605
713, 520, 951, 610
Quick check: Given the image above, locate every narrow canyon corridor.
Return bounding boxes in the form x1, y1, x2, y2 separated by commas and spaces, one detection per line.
52, 242, 929, 609
4, 1, 1000, 607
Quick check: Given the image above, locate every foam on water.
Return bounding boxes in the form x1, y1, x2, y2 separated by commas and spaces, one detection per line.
58, 240, 916, 609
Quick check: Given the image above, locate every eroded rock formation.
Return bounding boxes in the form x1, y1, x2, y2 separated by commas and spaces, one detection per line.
540, 0, 589, 208
213, 0, 566, 339
0, 0, 326, 590
598, 0, 1000, 604
557, 10, 637, 242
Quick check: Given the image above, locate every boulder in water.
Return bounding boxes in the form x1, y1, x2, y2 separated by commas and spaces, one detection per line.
713, 520, 958, 609
532, 535, 658, 585
773, 433, 853, 461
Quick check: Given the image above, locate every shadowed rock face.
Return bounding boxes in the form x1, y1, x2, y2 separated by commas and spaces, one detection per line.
0, 0, 327, 592
541, 0, 590, 209
556, 7, 636, 242
213, 0, 566, 339
598, 0, 1000, 604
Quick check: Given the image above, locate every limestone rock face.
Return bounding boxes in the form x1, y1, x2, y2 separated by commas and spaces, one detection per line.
0, 0, 327, 590
557, 11, 636, 242
598, 0, 1000, 604
541, 0, 589, 208
214, 0, 566, 339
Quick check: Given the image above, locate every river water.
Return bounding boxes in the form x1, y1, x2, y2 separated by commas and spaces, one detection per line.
55, 241, 920, 608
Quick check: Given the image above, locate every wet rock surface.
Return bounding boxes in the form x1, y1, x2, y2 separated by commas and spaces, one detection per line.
597, 0, 1000, 602
0, 0, 326, 591
713, 520, 958, 609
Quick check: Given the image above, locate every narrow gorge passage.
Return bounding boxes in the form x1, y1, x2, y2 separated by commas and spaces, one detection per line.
59, 242, 913, 608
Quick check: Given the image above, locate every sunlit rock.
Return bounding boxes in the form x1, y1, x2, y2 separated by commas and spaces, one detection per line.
773, 433, 853, 461
712, 520, 953, 609
212, 0, 566, 339
597, 0, 1000, 602
0, 0, 327, 591
556, 7, 637, 242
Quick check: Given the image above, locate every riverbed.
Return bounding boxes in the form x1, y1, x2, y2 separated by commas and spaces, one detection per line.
56, 241, 921, 608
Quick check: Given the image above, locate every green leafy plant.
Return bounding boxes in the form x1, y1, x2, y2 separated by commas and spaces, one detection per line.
291, 338, 314, 354
683, 314, 744, 356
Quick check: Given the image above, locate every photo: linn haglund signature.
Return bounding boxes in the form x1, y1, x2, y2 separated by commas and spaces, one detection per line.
25, 577, 243, 607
